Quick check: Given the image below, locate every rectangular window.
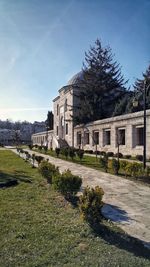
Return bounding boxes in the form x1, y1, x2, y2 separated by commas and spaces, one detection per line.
57, 104, 59, 115
93, 131, 99, 145
103, 129, 111, 145
85, 132, 89, 145
117, 128, 125, 145
56, 126, 58, 136
66, 123, 68, 135
77, 132, 81, 145
136, 126, 144, 146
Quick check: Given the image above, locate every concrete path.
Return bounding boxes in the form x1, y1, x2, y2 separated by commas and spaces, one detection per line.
12, 148, 150, 248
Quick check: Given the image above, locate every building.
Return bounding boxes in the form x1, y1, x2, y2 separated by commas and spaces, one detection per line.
32, 72, 150, 158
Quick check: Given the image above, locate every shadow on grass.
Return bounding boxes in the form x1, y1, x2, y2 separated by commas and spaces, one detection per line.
87, 215, 150, 260
0, 171, 32, 188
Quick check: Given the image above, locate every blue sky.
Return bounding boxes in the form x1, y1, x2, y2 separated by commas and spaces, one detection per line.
0, 0, 149, 122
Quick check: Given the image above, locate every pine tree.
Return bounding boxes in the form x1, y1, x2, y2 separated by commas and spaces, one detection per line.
73, 39, 128, 124
45, 111, 54, 130
127, 64, 150, 112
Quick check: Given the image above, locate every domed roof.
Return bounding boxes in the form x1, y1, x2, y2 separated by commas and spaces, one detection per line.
67, 71, 84, 85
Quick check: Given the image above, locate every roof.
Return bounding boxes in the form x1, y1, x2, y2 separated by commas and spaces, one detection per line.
67, 71, 84, 85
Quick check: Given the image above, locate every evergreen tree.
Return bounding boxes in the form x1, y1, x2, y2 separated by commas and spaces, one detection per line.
125, 64, 150, 113
45, 111, 54, 130
73, 39, 128, 124
133, 64, 150, 110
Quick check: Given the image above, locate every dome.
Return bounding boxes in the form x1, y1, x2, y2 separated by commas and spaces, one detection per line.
67, 71, 84, 85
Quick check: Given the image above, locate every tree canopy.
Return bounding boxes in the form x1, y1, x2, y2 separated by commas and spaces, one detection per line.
114, 64, 150, 115
45, 111, 54, 130
73, 39, 128, 124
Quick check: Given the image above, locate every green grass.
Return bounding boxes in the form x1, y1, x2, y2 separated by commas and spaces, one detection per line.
0, 150, 150, 267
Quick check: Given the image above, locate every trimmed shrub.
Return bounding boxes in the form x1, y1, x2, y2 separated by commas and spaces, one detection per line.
38, 160, 59, 183
38, 146, 42, 151
145, 166, 150, 177
61, 147, 69, 159
28, 145, 33, 150
79, 186, 104, 223
126, 162, 143, 178
77, 149, 84, 161
120, 160, 129, 177
115, 152, 123, 158
55, 147, 60, 157
106, 152, 114, 158
69, 147, 76, 160
111, 158, 120, 175
43, 146, 48, 153
99, 155, 108, 172
136, 155, 143, 162
52, 169, 82, 197
35, 155, 44, 166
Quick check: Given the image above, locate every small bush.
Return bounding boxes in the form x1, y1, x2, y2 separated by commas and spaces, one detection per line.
145, 166, 150, 177
79, 186, 104, 223
111, 158, 120, 175
55, 147, 60, 157
136, 155, 143, 162
35, 155, 44, 166
106, 152, 114, 158
43, 146, 48, 153
115, 152, 123, 158
99, 155, 108, 172
120, 160, 129, 177
61, 147, 69, 159
38, 146, 42, 151
28, 145, 33, 150
52, 169, 82, 197
77, 149, 84, 161
69, 147, 76, 160
126, 162, 143, 178
39, 161, 59, 183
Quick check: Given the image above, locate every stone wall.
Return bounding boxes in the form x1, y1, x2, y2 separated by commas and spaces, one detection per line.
74, 110, 150, 157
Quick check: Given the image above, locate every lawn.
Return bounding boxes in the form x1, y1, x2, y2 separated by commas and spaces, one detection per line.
0, 150, 150, 267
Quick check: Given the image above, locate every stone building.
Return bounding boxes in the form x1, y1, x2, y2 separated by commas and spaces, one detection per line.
32, 72, 150, 158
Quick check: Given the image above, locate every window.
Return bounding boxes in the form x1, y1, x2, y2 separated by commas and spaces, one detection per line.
56, 126, 59, 136
66, 123, 68, 135
85, 132, 89, 144
65, 99, 67, 112
77, 132, 81, 145
93, 131, 99, 145
103, 129, 111, 145
136, 126, 144, 146
117, 128, 125, 145
57, 104, 59, 115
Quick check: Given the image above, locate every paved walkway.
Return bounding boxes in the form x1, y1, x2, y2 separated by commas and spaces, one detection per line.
12, 148, 150, 248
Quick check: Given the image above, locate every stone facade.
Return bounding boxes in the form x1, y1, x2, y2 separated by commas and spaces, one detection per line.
74, 110, 150, 157
32, 72, 150, 158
